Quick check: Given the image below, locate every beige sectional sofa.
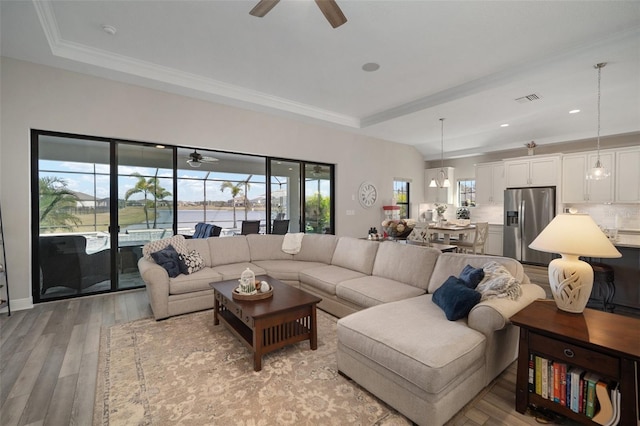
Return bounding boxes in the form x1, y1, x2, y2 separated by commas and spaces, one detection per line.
138, 233, 545, 425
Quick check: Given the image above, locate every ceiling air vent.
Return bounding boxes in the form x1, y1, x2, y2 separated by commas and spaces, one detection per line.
515, 93, 542, 103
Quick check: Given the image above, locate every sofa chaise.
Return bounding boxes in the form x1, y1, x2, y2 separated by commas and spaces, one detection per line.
138, 233, 545, 425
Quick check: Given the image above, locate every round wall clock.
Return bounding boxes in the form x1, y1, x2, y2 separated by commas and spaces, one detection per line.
358, 182, 377, 208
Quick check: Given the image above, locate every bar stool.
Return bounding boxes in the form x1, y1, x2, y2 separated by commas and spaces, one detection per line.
587, 262, 616, 313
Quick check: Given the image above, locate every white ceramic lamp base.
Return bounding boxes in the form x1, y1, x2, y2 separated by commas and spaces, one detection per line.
548, 255, 594, 313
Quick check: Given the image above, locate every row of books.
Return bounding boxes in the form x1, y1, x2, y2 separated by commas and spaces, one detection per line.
528, 354, 621, 426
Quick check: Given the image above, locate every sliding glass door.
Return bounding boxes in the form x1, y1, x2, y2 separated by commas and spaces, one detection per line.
117, 143, 174, 288
32, 130, 335, 302
34, 133, 114, 300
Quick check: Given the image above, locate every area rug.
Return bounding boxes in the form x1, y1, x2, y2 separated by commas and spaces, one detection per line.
94, 309, 411, 425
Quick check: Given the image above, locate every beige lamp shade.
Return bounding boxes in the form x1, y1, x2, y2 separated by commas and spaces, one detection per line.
529, 213, 621, 258
529, 213, 621, 313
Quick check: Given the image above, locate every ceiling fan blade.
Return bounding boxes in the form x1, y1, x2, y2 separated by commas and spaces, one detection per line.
315, 0, 347, 28
249, 0, 280, 18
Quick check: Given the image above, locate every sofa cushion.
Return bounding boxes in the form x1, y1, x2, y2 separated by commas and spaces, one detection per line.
185, 238, 212, 267
143, 235, 189, 259
428, 253, 528, 294
251, 260, 326, 282
330, 237, 379, 275
336, 276, 425, 308
150, 245, 182, 278
209, 236, 251, 266
337, 295, 486, 395
371, 242, 440, 290
293, 234, 339, 264
246, 234, 294, 261
432, 276, 482, 321
459, 264, 485, 289
299, 265, 366, 296
178, 250, 205, 275
169, 268, 223, 295
210, 262, 266, 281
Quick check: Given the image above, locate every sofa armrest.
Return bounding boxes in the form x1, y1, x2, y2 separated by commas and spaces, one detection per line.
467, 283, 546, 336
138, 257, 170, 320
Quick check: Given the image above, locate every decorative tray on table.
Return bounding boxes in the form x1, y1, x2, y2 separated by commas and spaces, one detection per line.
232, 286, 273, 301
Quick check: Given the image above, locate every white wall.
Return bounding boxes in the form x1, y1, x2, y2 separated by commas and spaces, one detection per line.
0, 57, 426, 307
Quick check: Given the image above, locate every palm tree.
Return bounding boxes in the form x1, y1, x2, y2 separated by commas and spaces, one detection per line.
125, 173, 160, 229
39, 177, 81, 232
220, 181, 244, 228
152, 186, 172, 229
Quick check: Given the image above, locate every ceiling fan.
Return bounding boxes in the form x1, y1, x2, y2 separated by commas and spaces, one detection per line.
186, 150, 218, 168
250, 0, 347, 28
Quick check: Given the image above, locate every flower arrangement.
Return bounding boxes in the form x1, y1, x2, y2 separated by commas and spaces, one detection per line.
434, 203, 447, 216
525, 141, 537, 149
381, 218, 416, 239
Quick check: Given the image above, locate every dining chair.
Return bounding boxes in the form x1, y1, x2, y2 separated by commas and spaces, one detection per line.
271, 219, 290, 235
184, 222, 222, 239
454, 222, 489, 254
240, 220, 261, 235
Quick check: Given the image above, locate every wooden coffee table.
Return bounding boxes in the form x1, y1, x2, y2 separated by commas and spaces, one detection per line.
210, 275, 322, 371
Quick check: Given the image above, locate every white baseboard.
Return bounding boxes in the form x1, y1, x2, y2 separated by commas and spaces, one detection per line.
0, 297, 34, 313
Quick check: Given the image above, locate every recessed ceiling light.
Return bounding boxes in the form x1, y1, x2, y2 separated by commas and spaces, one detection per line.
101, 24, 117, 36
569, 109, 581, 114
362, 62, 380, 72
500, 123, 509, 128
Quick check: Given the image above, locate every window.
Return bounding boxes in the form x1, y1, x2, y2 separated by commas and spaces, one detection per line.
393, 180, 410, 219
458, 179, 476, 207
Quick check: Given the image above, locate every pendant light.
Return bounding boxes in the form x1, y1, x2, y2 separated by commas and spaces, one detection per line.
586, 62, 610, 181
429, 118, 450, 188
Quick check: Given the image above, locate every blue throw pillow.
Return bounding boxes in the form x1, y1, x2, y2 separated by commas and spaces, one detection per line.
150, 244, 182, 278
459, 264, 485, 289
432, 276, 481, 321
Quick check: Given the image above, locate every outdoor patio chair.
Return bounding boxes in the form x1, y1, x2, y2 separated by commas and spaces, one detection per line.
240, 220, 261, 235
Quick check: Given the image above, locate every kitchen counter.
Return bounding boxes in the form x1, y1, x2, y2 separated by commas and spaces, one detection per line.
614, 231, 640, 249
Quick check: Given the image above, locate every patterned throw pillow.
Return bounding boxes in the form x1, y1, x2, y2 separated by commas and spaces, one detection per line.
179, 250, 205, 275
143, 235, 188, 259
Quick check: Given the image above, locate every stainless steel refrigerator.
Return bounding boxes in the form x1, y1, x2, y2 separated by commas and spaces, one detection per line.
503, 187, 556, 265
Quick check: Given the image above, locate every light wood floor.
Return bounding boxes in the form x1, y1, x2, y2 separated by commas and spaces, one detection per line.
0, 283, 593, 426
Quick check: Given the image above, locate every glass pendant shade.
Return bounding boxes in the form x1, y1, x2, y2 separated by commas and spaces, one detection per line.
430, 118, 450, 189
586, 158, 610, 180
588, 63, 610, 181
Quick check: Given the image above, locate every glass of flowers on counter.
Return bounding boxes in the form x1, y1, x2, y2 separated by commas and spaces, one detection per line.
381, 218, 417, 240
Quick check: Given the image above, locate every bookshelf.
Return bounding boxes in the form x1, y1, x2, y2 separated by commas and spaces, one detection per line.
511, 300, 639, 425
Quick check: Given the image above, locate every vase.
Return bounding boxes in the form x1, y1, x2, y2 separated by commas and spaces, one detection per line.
437, 214, 445, 225
528, 148, 535, 156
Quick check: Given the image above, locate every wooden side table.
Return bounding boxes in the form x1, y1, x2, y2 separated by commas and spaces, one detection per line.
510, 300, 640, 425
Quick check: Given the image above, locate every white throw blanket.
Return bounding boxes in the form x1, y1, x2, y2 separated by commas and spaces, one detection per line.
282, 232, 304, 254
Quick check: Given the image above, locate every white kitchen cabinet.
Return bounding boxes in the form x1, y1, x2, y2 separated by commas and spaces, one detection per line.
425, 167, 455, 204
504, 156, 560, 188
485, 224, 503, 256
615, 147, 640, 203
475, 162, 505, 205
562, 151, 614, 203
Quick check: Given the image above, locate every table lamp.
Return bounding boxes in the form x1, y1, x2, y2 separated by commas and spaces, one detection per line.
528, 213, 621, 313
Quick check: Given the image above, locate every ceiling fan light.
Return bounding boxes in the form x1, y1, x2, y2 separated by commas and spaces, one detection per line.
187, 159, 201, 168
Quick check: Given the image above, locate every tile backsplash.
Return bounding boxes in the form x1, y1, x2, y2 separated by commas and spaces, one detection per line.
420, 203, 640, 231
566, 204, 640, 231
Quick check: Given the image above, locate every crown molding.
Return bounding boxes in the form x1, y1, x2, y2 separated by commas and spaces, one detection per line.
32, 1, 360, 129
